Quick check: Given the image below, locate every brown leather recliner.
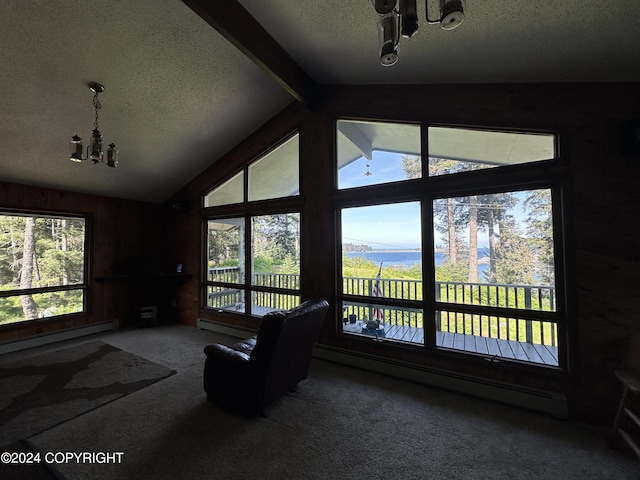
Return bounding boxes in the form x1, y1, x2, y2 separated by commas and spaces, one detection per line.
203, 299, 330, 416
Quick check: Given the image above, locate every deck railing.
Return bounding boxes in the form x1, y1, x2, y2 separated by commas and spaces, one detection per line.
253, 272, 301, 290
207, 268, 557, 346
435, 281, 555, 312
342, 276, 557, 347
343, 276, 422, 301
435, 281, 557, 346
207, 267, 300, 312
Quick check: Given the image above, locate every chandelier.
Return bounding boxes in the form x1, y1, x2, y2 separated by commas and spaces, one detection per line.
373, 0, 466, 66
69, 82, 118, 168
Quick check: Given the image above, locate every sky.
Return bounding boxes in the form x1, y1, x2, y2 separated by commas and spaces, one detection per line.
338, 150, 411, 189
342, 202, 423, 250
340, 151, 424, 249
338, 151, 534, 251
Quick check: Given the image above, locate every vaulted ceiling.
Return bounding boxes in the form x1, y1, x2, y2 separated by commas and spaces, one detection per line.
1, 1, 638, 203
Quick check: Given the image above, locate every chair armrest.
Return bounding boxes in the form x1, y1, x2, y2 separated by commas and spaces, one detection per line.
204, 343, 251, 365
203, 343, 260, 409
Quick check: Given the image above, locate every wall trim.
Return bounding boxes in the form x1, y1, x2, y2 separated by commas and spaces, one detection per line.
197, 317, 255, 338
314, 344, 568, 419
197, 317, 568, 419
0, 321, 118, 355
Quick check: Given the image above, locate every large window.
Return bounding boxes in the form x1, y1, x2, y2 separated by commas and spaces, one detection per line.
206, 213, 300, 315
337, 120, 564, 368
433, 188, 558, 364
204, 134, 301, 316
0, 213, 87, 325
341, 202, 424, 341
337, 119, 421, 189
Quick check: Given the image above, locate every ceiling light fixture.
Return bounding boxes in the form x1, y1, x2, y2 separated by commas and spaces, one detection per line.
69, 82, 118, 168
372, 0, 466, 66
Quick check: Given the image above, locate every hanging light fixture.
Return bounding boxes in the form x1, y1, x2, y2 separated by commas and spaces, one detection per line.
69, 82, 119, 168
428, 0, 465, 30
378, 11, 400, 66
372, 0, 466, 66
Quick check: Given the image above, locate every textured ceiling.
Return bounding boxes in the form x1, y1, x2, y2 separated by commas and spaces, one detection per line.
1, 0, 639, 203
239, 0, 640, 84
0, 0, 291, 203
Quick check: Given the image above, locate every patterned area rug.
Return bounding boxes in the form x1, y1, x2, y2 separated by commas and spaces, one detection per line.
0, 341, 176, 447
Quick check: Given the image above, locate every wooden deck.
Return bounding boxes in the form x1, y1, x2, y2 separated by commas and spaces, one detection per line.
345, 322, 559, 367
214, 304, 559, 367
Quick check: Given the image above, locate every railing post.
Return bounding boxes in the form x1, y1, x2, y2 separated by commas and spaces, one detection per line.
435, 282, 441, 331
524, 287, 533, 343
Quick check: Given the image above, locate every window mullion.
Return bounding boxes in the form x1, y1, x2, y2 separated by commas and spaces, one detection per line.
423, 196, 437, 350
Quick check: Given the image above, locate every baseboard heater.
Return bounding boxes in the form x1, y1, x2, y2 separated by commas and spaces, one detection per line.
0, 320, 118, 355
197, 318, 256, 339
197, 318, 568, 419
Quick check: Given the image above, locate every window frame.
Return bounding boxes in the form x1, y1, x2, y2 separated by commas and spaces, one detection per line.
202, 131, 302, 318
334, 118, 569, 370
0, 209, 90, 326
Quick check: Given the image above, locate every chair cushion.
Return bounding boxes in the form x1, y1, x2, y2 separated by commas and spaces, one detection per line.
230, 337, 257, 356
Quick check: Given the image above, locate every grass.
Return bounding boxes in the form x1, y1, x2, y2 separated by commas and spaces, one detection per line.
341, 255, 558, 346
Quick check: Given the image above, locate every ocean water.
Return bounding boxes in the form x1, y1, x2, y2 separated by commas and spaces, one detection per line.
345, 250, 488, 274
345, 251, 424, 268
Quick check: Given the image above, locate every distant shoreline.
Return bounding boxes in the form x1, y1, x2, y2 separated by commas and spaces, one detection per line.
348, 249, 421, 253
345, 250, 489, 260
347, 249, 489, 254
344, 249, 489, 271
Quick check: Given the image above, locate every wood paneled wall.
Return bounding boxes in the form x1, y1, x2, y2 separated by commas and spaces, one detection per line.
165, 82, 640, 424
3, 82, 637, 424
0, 182, 163, 342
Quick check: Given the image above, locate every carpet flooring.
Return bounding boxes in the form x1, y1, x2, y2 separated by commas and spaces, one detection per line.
0, 340, 176, 448
0, 325, 637, 479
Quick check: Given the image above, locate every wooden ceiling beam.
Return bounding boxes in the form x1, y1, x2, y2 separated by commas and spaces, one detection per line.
182, 0, 321, 109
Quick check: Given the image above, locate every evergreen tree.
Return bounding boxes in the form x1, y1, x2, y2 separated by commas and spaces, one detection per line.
252, 214, 300, 263
403, 155, 465, 270
524, 189, 555, 285
19, 217, 38, 320
476, 193, 518, 283
492, 219, 537, 285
